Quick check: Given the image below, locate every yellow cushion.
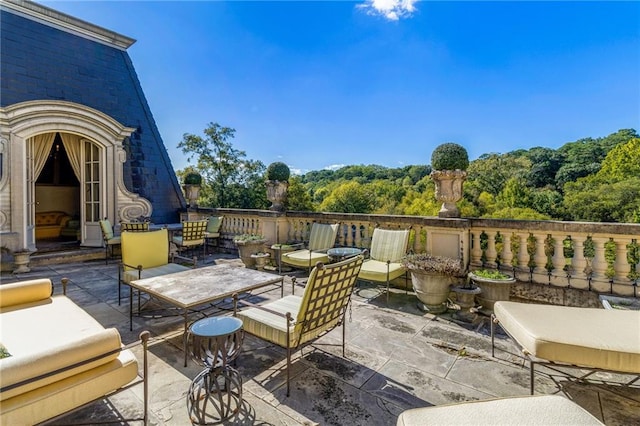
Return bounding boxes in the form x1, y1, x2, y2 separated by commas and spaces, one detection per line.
121, 228, 168, 270
0, 328, 122, 401
369, 228, 409, 262
396, 395, 603, 425
172, 236, 204, 247
0, 279, 52, 309
494, 301, 640, 373
307, 223, 339, 251
238, 295, 303, 347
99, 219, 114, 240
0, 349, 138, 425
122, 263, 190, 284
282, 249, 330, 268
358, 259, 405, 283
206, 216, 223, 233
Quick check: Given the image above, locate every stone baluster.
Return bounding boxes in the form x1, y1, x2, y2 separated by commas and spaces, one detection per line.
591, 236, 609, 292
485, 230, 498, 268
502, 233, 513, 270
551, 235, 566, 286
534, 233, 548, 276
615, 238, 631, 285
570, 235, 588, 288
516, 232, 529, 273
470, 231, 482, 267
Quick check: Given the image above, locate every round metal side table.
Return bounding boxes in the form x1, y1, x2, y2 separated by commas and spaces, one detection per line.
186, 316, 244, 425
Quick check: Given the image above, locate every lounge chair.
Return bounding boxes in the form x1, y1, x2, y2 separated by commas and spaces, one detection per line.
204, 215, 224, 255
281, 222, 339, 272
234, 254, 364, 396
118, 228, 193, 305
396, 395, 603, 425
357, 228, 410, 303
172, 220, 208, 258
491, 301, 640, 393
99, 219, 121, 264
121, 221, 150, 232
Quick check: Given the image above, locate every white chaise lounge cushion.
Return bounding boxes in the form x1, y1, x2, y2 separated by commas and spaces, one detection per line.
396, 395, 603, 425
494, 301, 640, 373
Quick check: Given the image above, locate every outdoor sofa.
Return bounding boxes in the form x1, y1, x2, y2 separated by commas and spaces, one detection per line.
397, 395, 603, 425
492, 300, 640, 393
0, 278, 149, 425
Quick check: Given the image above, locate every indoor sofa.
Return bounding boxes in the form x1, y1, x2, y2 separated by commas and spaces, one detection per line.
0, 278, 149, 425
35, 211, 72, 239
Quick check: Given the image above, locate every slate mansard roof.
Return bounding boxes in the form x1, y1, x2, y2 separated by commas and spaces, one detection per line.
0, 0, 185, 223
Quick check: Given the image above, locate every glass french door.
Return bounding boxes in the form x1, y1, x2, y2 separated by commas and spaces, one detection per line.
81, 140, 103, 247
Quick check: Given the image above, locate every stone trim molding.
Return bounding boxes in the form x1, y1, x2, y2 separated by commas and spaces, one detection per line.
1, 0, 135, 50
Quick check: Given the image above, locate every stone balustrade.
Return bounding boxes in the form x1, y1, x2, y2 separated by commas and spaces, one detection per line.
183, 208, 640, 298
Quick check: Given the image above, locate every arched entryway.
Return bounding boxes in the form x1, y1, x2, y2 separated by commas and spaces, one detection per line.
0, 100, 152, 253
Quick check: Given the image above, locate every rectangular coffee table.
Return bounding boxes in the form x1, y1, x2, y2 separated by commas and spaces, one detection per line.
129, 263, 284, 365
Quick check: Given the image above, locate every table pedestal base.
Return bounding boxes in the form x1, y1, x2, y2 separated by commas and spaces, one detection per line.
187, 366, 242, 425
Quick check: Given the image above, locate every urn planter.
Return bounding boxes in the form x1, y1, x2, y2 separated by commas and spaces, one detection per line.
266, 180, 289, 212
183, 184, 201, 208
468, 271, 516, 311
431, 170, 467, 218
251, 252, 271, 271
234, 237, 268, 269
410, 270, 454, 314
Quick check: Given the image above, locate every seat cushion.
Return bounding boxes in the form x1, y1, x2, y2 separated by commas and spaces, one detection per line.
396, 395, 603, 425
0, 348, 138, 425
358, 259, 405, 283
238, 295, 302, 347
494, 301, 640, 373
282, 249, 330, 268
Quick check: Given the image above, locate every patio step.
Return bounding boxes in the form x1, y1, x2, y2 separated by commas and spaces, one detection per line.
30, 247, 105, 266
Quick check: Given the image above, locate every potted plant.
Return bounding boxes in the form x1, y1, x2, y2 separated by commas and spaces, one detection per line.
430, 142, 469, 218
265, 162, 290, 212
250, 251, 271, 271
402, 253, 465, 313
183, 172, 203, 208
233, 234, 268, 269
468, 269, 516, 311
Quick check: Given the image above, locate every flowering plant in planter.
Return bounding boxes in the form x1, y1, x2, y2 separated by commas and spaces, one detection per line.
401, 253, 464, 277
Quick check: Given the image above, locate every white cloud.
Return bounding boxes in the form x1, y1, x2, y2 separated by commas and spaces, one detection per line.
357, 0, 418, 21
324, 164, 345, 171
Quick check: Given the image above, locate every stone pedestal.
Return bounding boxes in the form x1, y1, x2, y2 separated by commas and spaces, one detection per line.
13, 251, 31, 273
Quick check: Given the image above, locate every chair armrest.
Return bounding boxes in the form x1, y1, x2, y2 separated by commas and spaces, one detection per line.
232, 294, 294, 323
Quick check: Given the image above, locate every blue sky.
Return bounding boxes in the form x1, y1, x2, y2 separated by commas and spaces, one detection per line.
42, 1, 640, 175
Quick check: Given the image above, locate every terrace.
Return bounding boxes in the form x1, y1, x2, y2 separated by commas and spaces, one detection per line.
4, 209, 640, 425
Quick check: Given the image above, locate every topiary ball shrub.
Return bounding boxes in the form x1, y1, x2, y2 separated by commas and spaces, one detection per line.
183, 172, 202, 185
266, 162, 291, 181
431, 143, 469, 171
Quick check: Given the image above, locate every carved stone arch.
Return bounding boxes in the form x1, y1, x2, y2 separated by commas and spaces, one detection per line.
0, 100, 152, 250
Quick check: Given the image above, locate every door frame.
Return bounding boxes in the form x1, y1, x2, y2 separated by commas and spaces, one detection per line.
0, 100, 143, 251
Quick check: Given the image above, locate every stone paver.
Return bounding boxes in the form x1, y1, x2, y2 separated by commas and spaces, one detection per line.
2, 255, 639, 425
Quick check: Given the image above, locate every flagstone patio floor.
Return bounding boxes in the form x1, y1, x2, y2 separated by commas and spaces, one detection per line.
2, 254, 638, 425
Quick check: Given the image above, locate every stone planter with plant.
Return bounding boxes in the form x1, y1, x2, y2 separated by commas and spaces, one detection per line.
430, 142, 469, 218
402, 253, 465, 313
183, 172, 203, 208
468, 269, 516, 311
233, 234, 268, 268
265, 162, 290, 212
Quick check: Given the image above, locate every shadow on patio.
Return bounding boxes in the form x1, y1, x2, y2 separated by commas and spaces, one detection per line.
2, 254, 638, 425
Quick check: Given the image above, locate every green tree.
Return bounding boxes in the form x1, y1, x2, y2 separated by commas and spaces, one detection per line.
319, 181, 373, 213
286, 176, 315, 211
177, 122, 266, 208
467, 153, 530, 196
597, 137, 640, 181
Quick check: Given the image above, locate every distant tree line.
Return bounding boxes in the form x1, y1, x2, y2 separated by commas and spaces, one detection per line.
177, 125, 639, 223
